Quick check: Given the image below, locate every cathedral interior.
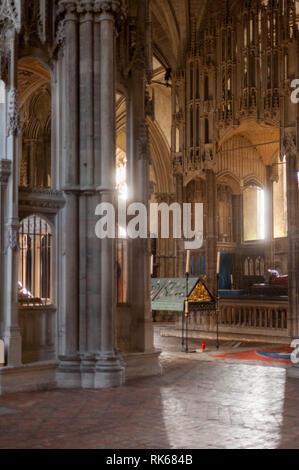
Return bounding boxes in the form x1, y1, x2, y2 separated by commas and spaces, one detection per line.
0, 0, 299, 450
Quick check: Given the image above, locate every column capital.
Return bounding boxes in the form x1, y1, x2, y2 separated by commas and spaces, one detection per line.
57, 1, 78, 15
57, 0, 127, 19
94, 0, 127, 20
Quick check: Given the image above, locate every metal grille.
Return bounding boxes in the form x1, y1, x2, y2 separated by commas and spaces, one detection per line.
18, 216, 52, 306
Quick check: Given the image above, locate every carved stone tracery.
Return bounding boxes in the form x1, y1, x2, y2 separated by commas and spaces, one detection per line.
7, 87, 20, 136
282, 130, 297, 159
0, 0, 21, 31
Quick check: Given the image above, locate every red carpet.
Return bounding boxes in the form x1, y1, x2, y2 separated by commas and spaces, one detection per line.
211, 347, 293, 364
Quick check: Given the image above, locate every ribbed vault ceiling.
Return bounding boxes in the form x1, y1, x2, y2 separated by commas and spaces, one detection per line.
151, 0, 208, 69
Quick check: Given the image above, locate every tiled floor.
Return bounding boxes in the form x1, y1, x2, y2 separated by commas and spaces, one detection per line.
0, 332, 298, 449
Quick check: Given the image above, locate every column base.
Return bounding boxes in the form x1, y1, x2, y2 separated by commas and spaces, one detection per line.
56, 355, 81, 388
3, 326, 22, 367
0, 361, 57, 395
95, 353, 125, 389
80, 354, 97, 389
56, 350, 162, 388
122, 349, 162, 380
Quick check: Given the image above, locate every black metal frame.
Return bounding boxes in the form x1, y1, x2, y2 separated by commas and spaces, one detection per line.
181, 275, 219, 353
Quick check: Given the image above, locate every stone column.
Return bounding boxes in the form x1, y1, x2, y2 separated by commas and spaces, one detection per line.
127, 71, 154, 353
0, 161, 11, 339
232, 193, 242, 289
265, 165, 274, 270
205, 169, 217, 295
175, 174, 185, 277
121, 0, 161, 378
283, 130, 299, 378
56, 3, 81, 387
94, 2, 124, 388
56, 0, 125, 389
2, 28, 22, 366
284, 132, 299, 338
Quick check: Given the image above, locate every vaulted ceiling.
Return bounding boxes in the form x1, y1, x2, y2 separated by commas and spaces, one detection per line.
150, 0, 244, 70
151, 0, 208, 69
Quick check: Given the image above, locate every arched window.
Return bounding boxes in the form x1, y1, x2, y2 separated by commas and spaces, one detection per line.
243, 185, 265, 241
18, 216, 52, 305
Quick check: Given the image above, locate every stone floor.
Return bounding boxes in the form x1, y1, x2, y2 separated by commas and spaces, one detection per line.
0, 329, 298, 449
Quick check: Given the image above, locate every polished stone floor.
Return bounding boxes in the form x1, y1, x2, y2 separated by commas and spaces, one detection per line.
0, 330, 298, 449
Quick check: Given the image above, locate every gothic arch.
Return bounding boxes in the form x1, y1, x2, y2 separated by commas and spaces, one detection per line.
148, 118, 172, 194
216, 171, 241, 195
217, 134, 267, 187
116, 95, 173, 196
18, 56, 51, 108
218, 119, 279, 166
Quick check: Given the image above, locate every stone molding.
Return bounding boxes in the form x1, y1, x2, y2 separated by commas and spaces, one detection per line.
19, 187, 66, 214
5, 219, 19, 251
0, 0, 21, 32
56, 0, 127, 49
57, 0, 127, 19
7, 87, 20, 136
282, 130, 297, 159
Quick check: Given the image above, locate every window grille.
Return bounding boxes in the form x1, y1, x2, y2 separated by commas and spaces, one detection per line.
18, 215, 52, 306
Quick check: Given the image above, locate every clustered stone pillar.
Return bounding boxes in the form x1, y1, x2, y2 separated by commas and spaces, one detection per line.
205, 169, 217, 295
120, 0, 161, 376
285, 133, 299, 336
175, 174, 185, 277
57, 0, 125, 389
265, 165, 275, 271
0, 160, 11, 341
57, 2, 80, 386
232, 193, 242, 289
284, 130, 299, 377
1, 28, 22, 367
95, 5, 124, 388
126, 60, 153, 354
